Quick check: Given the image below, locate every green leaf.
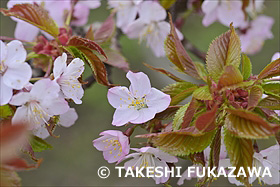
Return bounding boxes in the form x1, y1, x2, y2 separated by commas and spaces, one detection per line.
144, 63, 184, 82
241, 54, 252, 80
258, 58, 280, 79
224, 128, 253, 186
195, 106, 218, 132
193, 85, 213, 100
30, 136, 52, 152
247, 85, 263, 110
194, 61, 208, 82
206, 24, 241, 82
137, 127, 215, 156
162, 82, 198, 105
225, 108, 280, 139
258, 96, 280, 110
160, 0, 176, 9
0, 4, 59, 37
262, 82, 280, 97
217, 65, 243, 90
173, 103, 190, 130
0, 105, 13, 118
164, 13, 201, 79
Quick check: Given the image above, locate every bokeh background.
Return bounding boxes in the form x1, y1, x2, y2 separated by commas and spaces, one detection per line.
0, 0, 279, 186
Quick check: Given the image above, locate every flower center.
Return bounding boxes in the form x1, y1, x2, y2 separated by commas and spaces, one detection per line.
103, 137, 122, 157
0, 60, 7, 75
28, 101, 51, 127
129, 96, 148, 110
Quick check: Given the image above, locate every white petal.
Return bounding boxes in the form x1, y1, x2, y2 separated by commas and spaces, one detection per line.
271, 52, 280, 61
129, 107, 157, 124
116, 5, 138, 31
153, 159, 170, 184
79, 0, 101, 9
44, 1, 71, 27
5, 40, 27, 67
9, 92, 30, 106
112, 108, 139, 126
71, 4, 90, 26
202, 9, 218, 27
59, 108, 78, 127
0, 40, 7, 62
127, 71, 151, 98
14, 21, 39, 42
145, 147, 178, 163
41, 96, 69, 116
53, 53, 67, 78
30, 79, 60, 101
146, 88, 171, 113
201, 0, 219, 14
3, 62, 32, 89
59, 77, 84, 104
138, 1, 166, 23
64, 58, 84, 77
33, 126, 50, 139
107, 86, 131, 108
125, 19, 146, 38
0, 77, 13, 105
12, 106, 29, 127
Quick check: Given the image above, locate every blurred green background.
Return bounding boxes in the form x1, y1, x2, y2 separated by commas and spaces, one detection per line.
0, 0, 279, 186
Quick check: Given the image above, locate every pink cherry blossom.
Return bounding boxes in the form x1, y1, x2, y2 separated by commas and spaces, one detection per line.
108, 0, 142, 32
201, 0, 247, 28
93, 130, 130, 163
123, 147, 178, 184
0, 40, 32, 105
125, 1, 183, 57
107, 71, 171, 126
240, 15, 274, 55
33, 107, 78, 139
10, 79, 69, 132
271, 52, 280, 61
53, 53, 85, 104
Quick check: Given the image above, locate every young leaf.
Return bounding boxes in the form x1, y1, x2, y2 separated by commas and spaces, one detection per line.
262, 82, 280, 97
93, 13, 115, 44
247, 85, 263, 110
165, 14, 201, 79
0, 3, 59, 37
206, 24, 241, 82
0, 105, 13, 118
173, 103, 190, 130
103, 49, 129, 72
241, 54, 252, 80
162, 82, 198, 105
195, 105, 218, 132
217, 65, 243, 90
181, 98, 201, 128
67, 36, 107, 60
193, 85, 213, 100
0, 168, 21, 186
144, 63, 184, 82
78, 47, 110, 87
29, 136, 52, 152
258, 96, 280, 110
194, 61, 208, 82
160, 0, 176, 9
258, 58, 280, 79
225, 109, 280, 139
208, 128, 221, 169
4, 157, 42, 171
224, 128, 253, 186
137, 127, 215, 156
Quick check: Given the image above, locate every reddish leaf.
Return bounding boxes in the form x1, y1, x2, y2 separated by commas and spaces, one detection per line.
67, 36, 107, 60
258, 58, 280, 79
209, 128, 221, 169
217, 65, 243, 90
0, 3, 59, 37
144, 63, 184, 82
3, 157, 42, 171
154, 106, 180, 120
247, 85, 263, 110
165, 13, 201, 79
258, 96, 280, 110
181, 98, 200, 129
85, 25, 94, 41
104, 49, 129, 72
94, 13, 116, 44
195, 105, 218, 132
78, 47, 110, 86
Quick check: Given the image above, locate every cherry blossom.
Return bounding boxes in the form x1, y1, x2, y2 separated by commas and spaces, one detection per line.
201, 0, 247, 28
107, 71, 171, 126
108, 0, 142, 32
225, 144, 280, 185
7, 0, 101, 41
10, 79, 69, 132
93, 130, 130, 163
125, 1, 183, 57
271, 52, 280, 61
240, 15, 274, 55
53, 53, 85, 104
0, 40, 32, 105
33, 107, 78, 139
123, 147, 178, 184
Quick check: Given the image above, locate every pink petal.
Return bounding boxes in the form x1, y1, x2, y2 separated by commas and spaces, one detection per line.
3, 62, 32, 89
33, 126, 50, 139
59, 77, 84, 104
107, 86, 131, 108
5, 40, 27, 67
71, 4, 90, 26
0, 41, 7, 62
145, 147, 178, 163
41, 96, 69, 116
112, 108, 139, 126
129, 107, 157, 124
0, 77, 13, 105
125, 19, 146, 38
271, 52, 280, 61
64, 58, 84, 77
44, 1, 71, 27
116, 5, 138, 31
59, 108, 78, 127
127, 71, 151, 98
14, 21, 39, 42
138, 1, 166, 23
202, 10, 218, 27
53, 53, 67, 79
201, 0, 219, 14
153, 159, 170, 184
9, 92, 30, 106
78, 0, 101, 9
146, 88, 171, 113
12, 106, 29, 127
30, 79, 60, 101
